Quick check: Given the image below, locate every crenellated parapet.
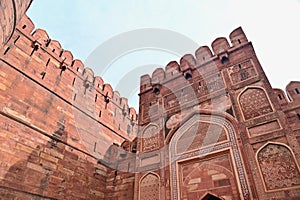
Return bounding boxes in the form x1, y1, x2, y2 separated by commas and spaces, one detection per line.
1, 14, 138, 145
273, 82, 300, 106
273, 82, 300, 130
273, 88, 289, 106
139, 27, 249, 93
286, 81, 300, 102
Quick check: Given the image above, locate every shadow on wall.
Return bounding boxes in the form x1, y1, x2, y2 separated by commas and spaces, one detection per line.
0, 123, 107, 200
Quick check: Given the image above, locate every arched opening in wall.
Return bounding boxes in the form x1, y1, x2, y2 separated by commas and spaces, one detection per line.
167, 112, 252, 200
225, 107, 234, 117
153, 86, 160, 95
278, 94, 282, 100
221, 56, 229, 64
131, 139, 137, 153
139, 172, 160, 200
201, 193, 223, 200
296, 88, 300, 94
257, 142, 300, 191
184, 72, 192, 80
239, 87, 273, 120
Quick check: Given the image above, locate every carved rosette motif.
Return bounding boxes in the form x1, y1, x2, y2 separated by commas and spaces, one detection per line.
142, 125, 159, 152
140, 173, 160, 200
257, 143, 300, 191
239, 88, 273, 120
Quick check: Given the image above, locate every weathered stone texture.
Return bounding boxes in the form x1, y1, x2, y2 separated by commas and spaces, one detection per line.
0, 5, 300, 200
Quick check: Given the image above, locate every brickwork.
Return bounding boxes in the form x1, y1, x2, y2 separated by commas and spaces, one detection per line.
0, 5, 300, 200
136, 27, 300, 200
0, 0, 33, 48
0, 13, 137, 199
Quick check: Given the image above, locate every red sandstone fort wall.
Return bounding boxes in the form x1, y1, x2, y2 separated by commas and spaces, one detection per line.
0, 14, 137, 199
0, 7, 300, 200
0, 0, 33, 48
136, 26, 300, 199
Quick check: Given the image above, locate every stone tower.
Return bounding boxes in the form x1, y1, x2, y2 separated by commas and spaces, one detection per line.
0, 3, 300, 200
135, 28, 300, 199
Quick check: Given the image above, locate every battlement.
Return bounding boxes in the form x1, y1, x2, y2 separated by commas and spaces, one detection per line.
140, 27, 249, 92
1, 15, 138, 145
20, 15, 137, 119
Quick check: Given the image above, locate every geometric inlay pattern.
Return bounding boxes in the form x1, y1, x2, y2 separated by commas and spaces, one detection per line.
142, 124, 159, 152
176, 122, 227, 154
140, 173, 160, 200
170, 115, 251, 200
239, 88, 273, 120
257, 143, 300, 191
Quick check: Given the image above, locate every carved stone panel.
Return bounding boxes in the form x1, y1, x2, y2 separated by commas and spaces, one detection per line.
170, 115, 251, 200
228, 59, 257, 84
142, 124, 159, 152
178, 154, 238, 199
140, 173, 160, 200
257, 143, 300, 191
176, 122, 228, 155
164, 72, 225, 111
239, 88, 273, 120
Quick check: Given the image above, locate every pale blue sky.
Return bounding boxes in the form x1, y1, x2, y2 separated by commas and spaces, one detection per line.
27, 0, 300, 108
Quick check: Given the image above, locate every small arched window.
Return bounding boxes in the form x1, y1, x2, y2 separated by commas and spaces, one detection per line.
184, 73, 192, 80
153, 87, 160, 95
221, 56, 229, 64
201, 193, 222, 200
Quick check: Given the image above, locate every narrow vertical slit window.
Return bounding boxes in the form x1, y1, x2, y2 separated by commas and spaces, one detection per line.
14, 35, 20, 43
4, 47, 10, 55
73, 94, 77, 101
94, 142, 97, 152
30, 44, 39, 56
41, 72, 46, 79
46, 58, 50, 67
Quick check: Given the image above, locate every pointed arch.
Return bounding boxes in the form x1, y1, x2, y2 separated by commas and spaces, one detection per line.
139, 172, 160, 200
238, 86, 274, 120
256, 142, 300, 191
141, 123, 160, 152
167, 110, 252, 199
200, 192, 224, 200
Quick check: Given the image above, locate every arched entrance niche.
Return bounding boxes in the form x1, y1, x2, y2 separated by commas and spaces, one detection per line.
139, 172, 160, 200
167, 111, 252, 200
